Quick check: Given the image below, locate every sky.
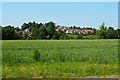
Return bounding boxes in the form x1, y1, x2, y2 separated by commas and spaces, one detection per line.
1, 0, 119, 2
2, 2, 118, 29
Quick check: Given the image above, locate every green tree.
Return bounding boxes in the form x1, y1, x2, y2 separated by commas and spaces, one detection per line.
106, 27, 114, 39
52, 31, 59, 39
0, 26, 2, 40
97, 22, 107, 39
22, 32, 30, 40
31, 28, 40, 39
2, 26, 16, 40
21, 23, 29, 30
38, 25, 47, 39
52, 30, 64, 39
16, 30, 24, 39
46, 21, 55, 39
116, 29, 120, 39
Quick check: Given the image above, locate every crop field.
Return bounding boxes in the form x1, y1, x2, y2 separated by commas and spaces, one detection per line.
2, 39, 118, 78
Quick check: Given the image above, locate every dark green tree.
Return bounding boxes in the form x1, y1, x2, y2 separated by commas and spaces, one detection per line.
38, 25, 47, 39
52, 30, 64, 39
116, 29, 120, 39
31, 28, 40, 39
2, 26, 15, 40
0, 26, 2, 40
45, 21, 55, 39
16, 30, 23, 39
106, 27, 114, 38
21, 23, 29, 30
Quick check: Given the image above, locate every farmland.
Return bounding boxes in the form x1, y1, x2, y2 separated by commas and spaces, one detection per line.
2, 39, 118, 78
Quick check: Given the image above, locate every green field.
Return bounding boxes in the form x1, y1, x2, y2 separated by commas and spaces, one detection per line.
66, 34, 98, 39
2, 40, 118, 78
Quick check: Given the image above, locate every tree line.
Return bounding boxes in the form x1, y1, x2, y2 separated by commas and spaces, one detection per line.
1, 21, 120, 40
96, 22, 120, 39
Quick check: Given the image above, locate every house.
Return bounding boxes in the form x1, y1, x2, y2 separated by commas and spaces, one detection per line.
56, 26, 94, 35
66, 29, 74, 34
80, 29, 94, 35
65, 29, 81, 34
24, 28, 32, 36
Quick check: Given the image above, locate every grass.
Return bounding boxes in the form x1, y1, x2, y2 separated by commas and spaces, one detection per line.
83, 35, 98, 39
2, 39, 118, 78
66, 34, 98, 39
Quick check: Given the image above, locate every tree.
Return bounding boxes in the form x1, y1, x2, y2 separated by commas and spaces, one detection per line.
38, 25, 47, 39
97, 22, 107, 39
116, 29, 120, 39
14, 27, 20, 32
16, 30, 24, 39
0, 26, 2, 40
2, 26, 16, 40
31, 28, 40, 39
106, 27, 114, 39
46, 21, 55, 39
52, 30, 64, 39
31, 25, 47, 39
28, 22, 33, 31
22, 32, 30, 40
110, 30, 118, 39
52, 31, 59, 39
73, 26, 76, 29
2, 21, 119, 40
21, 23, 29, 30
92, 28, 96, 34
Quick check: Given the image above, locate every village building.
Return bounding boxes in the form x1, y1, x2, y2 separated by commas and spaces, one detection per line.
56, 26, 94, 35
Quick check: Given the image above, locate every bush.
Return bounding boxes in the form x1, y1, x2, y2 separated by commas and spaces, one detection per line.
33, 50, 41, 61
77, 34, 83, 39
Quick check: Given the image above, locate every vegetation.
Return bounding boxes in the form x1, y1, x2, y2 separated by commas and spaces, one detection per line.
65, 34, 98, 39
97, 22, 120, 39
1, 21, 120, 40
33, 50, 41, 62
1, 21, 119, 78
2, 40, 118, 78
83, 35, 98, 39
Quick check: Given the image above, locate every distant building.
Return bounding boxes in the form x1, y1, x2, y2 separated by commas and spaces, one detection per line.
56, 26, 94, 35
24, 28, 32, 36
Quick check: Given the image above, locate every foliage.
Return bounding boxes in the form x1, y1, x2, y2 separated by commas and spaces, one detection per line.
0, 26, 2, 40
83, 34, 98, 39
77, 34, 83, 39
52, 30, 65, 39
97, 22, 120, 39
2, 26, 16, 40
38, 25, 47, 39
46, 21, 55, 39
97, 22, 107, 39
22, 32, 29, 40
33, 50, 41, 61
1, 21, 120, 40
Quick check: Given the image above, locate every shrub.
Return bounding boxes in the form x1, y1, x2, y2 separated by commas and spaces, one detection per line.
77, 34, 83, 39
33, 50, 41, 61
